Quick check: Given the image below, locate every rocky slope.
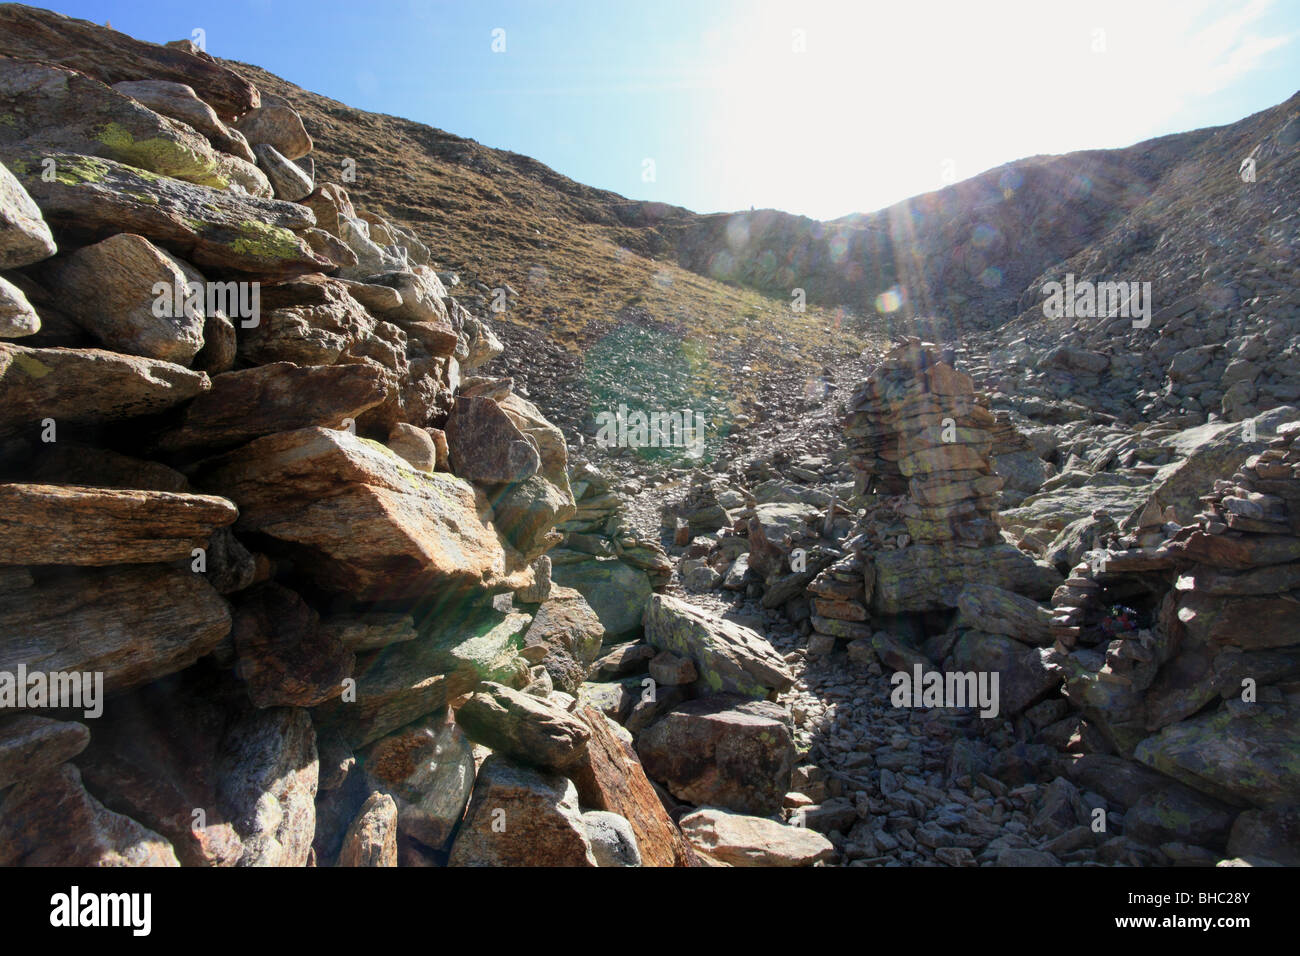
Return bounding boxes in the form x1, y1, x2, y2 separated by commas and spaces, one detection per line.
0, 3, 1296, 868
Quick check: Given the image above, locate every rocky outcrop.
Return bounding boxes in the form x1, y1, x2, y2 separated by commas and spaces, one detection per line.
0, 7, 705, 871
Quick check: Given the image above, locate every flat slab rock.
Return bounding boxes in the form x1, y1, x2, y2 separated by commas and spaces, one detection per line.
679, 807, 834, 867
0, 483, 236, 566
8, 152, 329, 277
0, 565, 231, 697
643, 592, 793, 699
197, 426, 527, 601
0, 343, 209, 437
156, 361, 390, 453
872, 542, 1061, 615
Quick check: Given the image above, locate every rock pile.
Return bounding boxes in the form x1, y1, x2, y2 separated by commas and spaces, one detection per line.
1041, 420, 1300, 861
0, 6, 708, 868
548, 461, 671, 638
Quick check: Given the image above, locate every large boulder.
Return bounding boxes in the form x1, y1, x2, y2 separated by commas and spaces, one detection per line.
110, 79, 255, 162
0, 157, 56, 268
197, 426, 527, 601
948, 632, 1058, 716
454, 681, 590, 771
156, 362, 390, 452
955, 584, 1054, 645
41, 233, 208, 364
636, 695, 796, 815
550, 557, 652, 638
76, 670, 317, 867
520, 586, 604, 694
337, 792, 398, 867
361, 712, 474, 852
642, 593, 793, 699
0, 58, 225, 187
1134, 694, 1300, 808
0, 4, 259, 119
0, 715, 89, 790
0, 763, 179, 866
567, 706, 697, 867
447, 755, 597, 867
1125, 407, 1300, 527
445, 395, 541, 485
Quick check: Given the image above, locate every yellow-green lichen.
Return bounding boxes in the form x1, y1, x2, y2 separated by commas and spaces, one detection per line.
92, 122, 226, 188
49, 154, 113, 186
230, 219, 302, 261
12, 353, 52, 379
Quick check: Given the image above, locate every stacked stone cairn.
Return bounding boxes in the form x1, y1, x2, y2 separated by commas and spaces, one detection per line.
842, 339, 1059, 618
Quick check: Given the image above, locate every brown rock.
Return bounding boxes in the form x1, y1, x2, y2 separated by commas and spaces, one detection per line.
0, 565, 231, 697
386, 422, 437, 473
679, 807, 834, 867
76, 671, 317, 867
446, 395, 541, 485
447, 754, 596, 867
197, 426, 525, 600
636, 695, 797, 816
235, 105, 313, 160
0, 715, 89, 789
361, 712, 475, 851
521, 585, 604, 694
231, 582, 354, 707
0, 483, 236, 566
337, 792, 398, 867
0, 4, 259, 119
0, 763, 179, 866
157, 362, 389, 452
40, 234, 208, 364
455, 680, 590, 770
568, 706, 698, 867
0, 342, 209, 437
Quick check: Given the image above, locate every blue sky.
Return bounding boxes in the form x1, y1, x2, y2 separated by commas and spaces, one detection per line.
46, 0, 1300, 220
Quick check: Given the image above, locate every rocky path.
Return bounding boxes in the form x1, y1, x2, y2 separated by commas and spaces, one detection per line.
651, 580, 1159, 866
